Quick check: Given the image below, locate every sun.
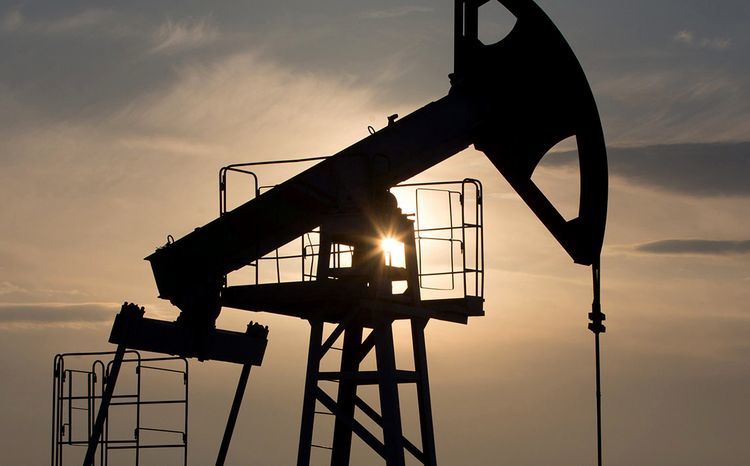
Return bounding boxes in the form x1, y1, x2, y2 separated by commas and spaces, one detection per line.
380, 236, 405, 267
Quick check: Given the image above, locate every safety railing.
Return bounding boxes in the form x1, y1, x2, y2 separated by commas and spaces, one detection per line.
51, 352, 188, 466
219, 157, 329, 287
218, 159, 484, 301
392, 179, 484, 300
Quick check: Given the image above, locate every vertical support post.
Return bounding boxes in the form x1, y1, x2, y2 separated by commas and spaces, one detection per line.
454, 0, 466, 74
464, 0, 478, 40
316, 231, 331, 279
83, 342, 126, 466
402, 220, 421, 305
588, 261, 606, 466
51, 356, 62, 466
68, 371, 73, 445
411, 318, 437, 466
86, 372, 92, 443
216, 363, 253, 466
297, 320, 324, 466
135, 358, 142, 466
183, 358, 190, 466
374, 321, 406, 466
594, 332, 603, 466
330, 324, 364, 465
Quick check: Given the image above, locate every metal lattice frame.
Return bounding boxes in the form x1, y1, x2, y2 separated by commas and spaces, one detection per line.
51, 352, 188, 466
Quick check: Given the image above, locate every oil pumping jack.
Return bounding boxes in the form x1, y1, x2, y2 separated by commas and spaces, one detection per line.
84, 1, 608, 465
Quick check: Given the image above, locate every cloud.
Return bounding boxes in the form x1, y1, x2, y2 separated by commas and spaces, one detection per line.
634, 239, 750, 256
673, 29, 732, 50
150, 17, 220, 54
0, 7, 114, 35
112, 52, 383, 158
544, 142, 750, 197
0, 8, 22, 32
0, 302, 118, 328
359, 6, 433, 20
0, 51, 390, 310
0, 281, 26, 295
0, 279, 89, 301
700, 37, 732, 50
673, 30, 694, 44
594, 67, 750, 144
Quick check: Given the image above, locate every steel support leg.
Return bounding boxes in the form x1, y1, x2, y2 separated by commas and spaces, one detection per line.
216, 363, 252, 466
330, 324, 363, 465
374, 322, 406, 466
297, 320, 324, 466
412, 318, 437, 466
83, 343, 126, 466
297, 317, 436, 466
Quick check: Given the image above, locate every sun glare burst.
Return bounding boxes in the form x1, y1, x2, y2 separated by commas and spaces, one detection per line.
380, 236, 405, 267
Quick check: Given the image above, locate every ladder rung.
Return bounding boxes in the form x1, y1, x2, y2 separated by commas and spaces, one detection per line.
318, 370, 419, 384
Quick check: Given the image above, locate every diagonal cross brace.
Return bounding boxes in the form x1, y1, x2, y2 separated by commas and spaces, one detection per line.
315, 387, 385, 458
354, 396, 425, 463
314, 388, 427, 464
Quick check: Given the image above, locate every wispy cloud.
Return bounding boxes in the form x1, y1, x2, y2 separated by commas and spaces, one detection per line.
0, 280, 88, 301
673, 30, 694, 44
0, 8, 21, 32
150, 17, 219, 54
545, 142, 750, 197
0, 7, 114, 34
113, 52, 383, 157
634, 239, 750, 256
0, 281, 26, 295
595, 67, 749, 144
0, 302, 118, 328
673, 29, 732, 50
359, 6, 433, 20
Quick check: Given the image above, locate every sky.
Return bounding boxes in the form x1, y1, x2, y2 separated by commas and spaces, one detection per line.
1, 0, 749, 464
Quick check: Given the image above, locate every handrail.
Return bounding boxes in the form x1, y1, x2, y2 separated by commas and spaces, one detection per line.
51, 352, 188, 466
217, 159, 484, 301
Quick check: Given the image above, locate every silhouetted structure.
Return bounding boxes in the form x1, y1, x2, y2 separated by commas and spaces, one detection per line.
67, 303, 269, 466
58, 1, 609, 465
217, 175, 484, 465
52, 351, 188, 465
147, 2, 608, 462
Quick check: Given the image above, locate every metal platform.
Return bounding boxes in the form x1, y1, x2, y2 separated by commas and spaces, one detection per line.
222, 280, 484, 324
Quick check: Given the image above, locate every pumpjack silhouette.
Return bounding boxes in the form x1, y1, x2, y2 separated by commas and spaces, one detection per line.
65, 1, 609, 465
